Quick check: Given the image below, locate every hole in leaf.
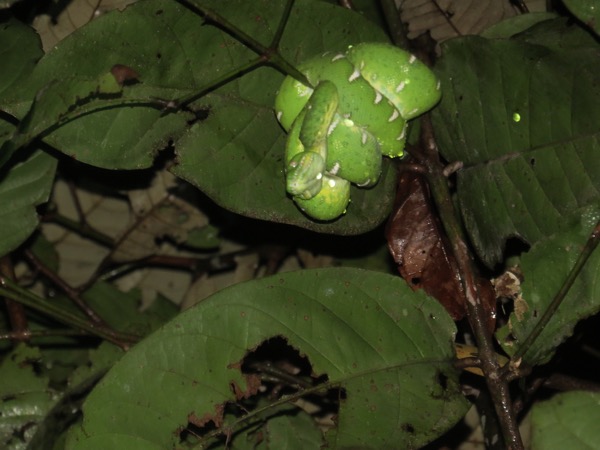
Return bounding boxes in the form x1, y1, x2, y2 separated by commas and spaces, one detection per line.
241, 337, 345, 418
178, 336, 344, 447
186, 106, 211, 125
402, 423, 416, 433
502, 236, 530, 262
436, 370, 448, 390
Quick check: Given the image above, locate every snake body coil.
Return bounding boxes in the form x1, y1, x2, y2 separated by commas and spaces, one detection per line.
275, 43, 441, 221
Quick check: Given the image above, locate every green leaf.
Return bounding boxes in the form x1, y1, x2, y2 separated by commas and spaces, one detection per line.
0, 20, 56, 255
185, 224, 220, 249
0, 19, 42, 102
65, 267, 468, 449
0, 0, 395, 235
168, 2, 399, 235
0, 19, 43, 167
531, 391, 600, 450
0, 150, 57, 257
432, 22, 600, 266
496, 211, 600, 365
82, 282, 179, 334
27, 342, 124, 450
563, 0, 600, 36
260, 406, 324, 449
480, 13, 559, 39
0, 345, 58, 450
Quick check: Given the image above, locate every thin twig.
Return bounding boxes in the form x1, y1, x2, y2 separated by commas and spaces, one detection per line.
0, 256, 29, 342
43, 209, 115, 247
0, 277, 139, 349
418, 116, 523, 449
175, 57, 265, 109
431, 0, 462, 37
24, 249, 106, 325
177, 0, 311, 87
544, 372, 600, 392
512, 219, 600, 362
453, 356, 481, 371
0, 329, 92, 341
379, 0, 410, 49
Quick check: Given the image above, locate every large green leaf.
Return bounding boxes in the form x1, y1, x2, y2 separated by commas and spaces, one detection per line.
65, 268, 468, 449
531, 391, 600, 450
563, 0, 600, 36
0, 19, 42, 101
0, 345, 58, 450
0, 20, 55, 256
0, 0, 397, 235
432, 22, 600, 266
496, 211, 600, 365
0, 150, 57, 256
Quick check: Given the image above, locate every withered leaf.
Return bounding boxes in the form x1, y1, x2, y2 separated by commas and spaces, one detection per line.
110, 64, 140, 85
386, 170, 495, 328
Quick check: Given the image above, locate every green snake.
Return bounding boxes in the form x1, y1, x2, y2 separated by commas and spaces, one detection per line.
275, 43, 441, 221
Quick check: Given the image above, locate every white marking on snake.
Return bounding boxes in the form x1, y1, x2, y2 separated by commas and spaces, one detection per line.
327, 117, 340, 136
330, 162, 341, 175
397, 126, 406, 140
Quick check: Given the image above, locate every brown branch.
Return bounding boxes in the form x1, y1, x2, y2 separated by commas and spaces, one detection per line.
454, 356, 481, 371
417, 116, 523, 449
379, 0, 410, 49
544, 373, 600, 392
0, 277, 139, 350
42, 208, 115, 247
24, 249, 106, 325
0, 329, 91, 341
0, 255, 29, 342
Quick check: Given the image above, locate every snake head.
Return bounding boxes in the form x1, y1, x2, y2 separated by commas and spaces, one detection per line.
285, 151, 326, 200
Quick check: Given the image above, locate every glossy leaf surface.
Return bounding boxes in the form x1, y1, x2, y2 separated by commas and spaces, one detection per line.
65, 268, 468, 449
0, 0, 397, 235
433, 23, 600, 266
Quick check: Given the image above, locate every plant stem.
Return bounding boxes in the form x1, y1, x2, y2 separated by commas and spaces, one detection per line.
43, 209, 115, 247
418, 117, 523, 449
379, 0, 410, 49
174, 57, 265, 109
178, 0, 311, 86
0, 277, 139, 349
0, 256, 29, 342
0, 329, 92, 340
24, 250, 106, 325
512, 219, 600, 362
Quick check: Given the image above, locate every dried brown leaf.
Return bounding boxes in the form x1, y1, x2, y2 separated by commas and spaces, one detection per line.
386, 171, 496, 328
110, 171, 209, 263
398, 0, 547, 44
33, 0, 138, 52
386, 171, 466, 319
